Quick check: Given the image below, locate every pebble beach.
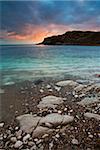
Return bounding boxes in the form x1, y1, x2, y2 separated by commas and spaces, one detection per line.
0, 79, 100, 150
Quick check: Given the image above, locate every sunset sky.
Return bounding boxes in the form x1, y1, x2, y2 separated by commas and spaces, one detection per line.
0, 0, 100, 44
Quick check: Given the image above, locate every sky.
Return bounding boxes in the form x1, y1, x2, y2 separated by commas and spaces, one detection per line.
0, 0, 100, 44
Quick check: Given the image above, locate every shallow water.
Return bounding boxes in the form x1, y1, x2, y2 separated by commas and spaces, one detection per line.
0, 44, 100, 85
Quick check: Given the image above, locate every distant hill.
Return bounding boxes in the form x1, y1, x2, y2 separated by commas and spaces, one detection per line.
39, 31, 100, 46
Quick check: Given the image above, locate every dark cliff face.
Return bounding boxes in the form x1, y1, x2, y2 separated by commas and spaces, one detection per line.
40, 31, 100, 46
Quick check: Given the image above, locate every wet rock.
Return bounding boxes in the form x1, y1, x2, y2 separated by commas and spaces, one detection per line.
14, 140, 23, 148
56, 80, 78, 87
37, 95, 64, 109
84, 112, 100, 121
77, 97, 99, 106
39, 113, 74, 127
32, 126, 53, 138
16, 114, 41, 133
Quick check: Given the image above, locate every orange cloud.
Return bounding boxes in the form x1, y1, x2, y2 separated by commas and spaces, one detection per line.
0, 24, 71, 43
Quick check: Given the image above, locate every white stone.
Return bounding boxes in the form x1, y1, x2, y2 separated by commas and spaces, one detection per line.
46, 85, 51, 88
56, 80, 78, 87
14, 140, 23, 148
40, 89, 44, 93
71, 138, 79, 145
84, 112, 100, 121
0, 122, 4, 128
23, 134, 30, 141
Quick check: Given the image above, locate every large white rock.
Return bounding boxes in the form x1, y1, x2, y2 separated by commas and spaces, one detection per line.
84, 112, 100, 121
16, 114, 41, 133
77, 97, 99, 106
37, 95, 64, 109
39, 113, 74, 127
56, 80, 78, 87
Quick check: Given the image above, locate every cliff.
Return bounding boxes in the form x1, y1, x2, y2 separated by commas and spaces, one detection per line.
39, 31, 100, 46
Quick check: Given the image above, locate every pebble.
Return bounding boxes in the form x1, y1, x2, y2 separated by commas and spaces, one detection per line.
0, 122, 4, 128
88, 134, 93, 138
74, 95, 78, 98
10, 137, 17, 143
64, 108, 67, 111
55, 134, 60, 138
71, 138, 79, 145
23, 134, 30, 141
46, 85, 51, 89
14, 140, 23, 148
48, 89, 53, 92
40, 89, 44, 93
15, 126, 19, 131
34, 138, 38, 142
58, 110, 62, 114
42, 134, 49, 138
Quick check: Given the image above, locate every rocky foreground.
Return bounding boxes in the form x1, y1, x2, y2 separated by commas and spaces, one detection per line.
0, 79, 100, 150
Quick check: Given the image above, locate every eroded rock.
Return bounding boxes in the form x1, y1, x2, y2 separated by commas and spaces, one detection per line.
84, 112, 100, 121
16, 114, 41, 133
37, 95, 64, 109
32, 126, 53, 138
39, 113, 74, 127
56, 80, 78, 87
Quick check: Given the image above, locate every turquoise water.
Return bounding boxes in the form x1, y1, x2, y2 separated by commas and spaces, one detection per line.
0, 44, 100, 85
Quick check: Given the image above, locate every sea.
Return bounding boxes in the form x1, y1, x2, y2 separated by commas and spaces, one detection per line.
0, 44, 100, 86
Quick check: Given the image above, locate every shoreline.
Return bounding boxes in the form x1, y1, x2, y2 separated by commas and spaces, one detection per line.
0, 78, 100, 149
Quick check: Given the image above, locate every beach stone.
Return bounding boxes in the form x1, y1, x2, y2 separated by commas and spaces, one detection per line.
56, 80, 78, 87
39, 113, 74, 127
71, 138, 79, 145
37, 95, 64, 109
16, 114, 41, 133
32, 126, 53, 138
0, 122, 4, 128
23, 134, 30, 141
84, 112, 100, 121
10, 137, 17, 143
14, 140, 23, 148
77, 97, 99, 106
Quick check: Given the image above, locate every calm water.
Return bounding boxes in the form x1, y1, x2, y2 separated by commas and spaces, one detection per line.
0, 44, 100, 85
